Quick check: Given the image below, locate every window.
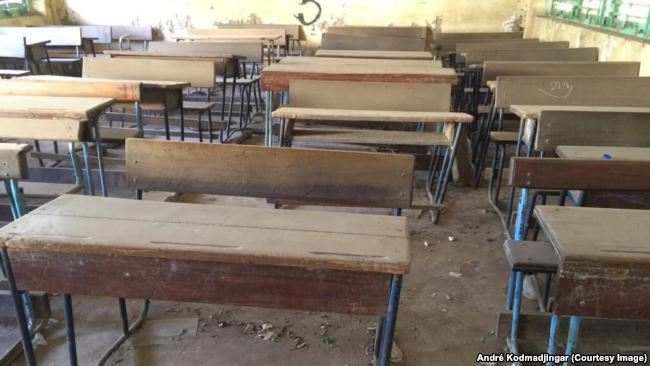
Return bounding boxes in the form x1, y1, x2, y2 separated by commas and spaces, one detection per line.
548, 0, 650, 39
0, 0, 30, 18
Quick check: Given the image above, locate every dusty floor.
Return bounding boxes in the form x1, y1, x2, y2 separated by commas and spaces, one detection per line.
8, 177, 518, 366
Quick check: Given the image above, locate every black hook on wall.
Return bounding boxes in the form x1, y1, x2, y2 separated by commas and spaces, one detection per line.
294, 0, 322, 26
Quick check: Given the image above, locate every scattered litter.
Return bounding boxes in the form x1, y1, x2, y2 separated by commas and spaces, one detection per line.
490, 330, 496, 335
322, 336, 335, 347
480, 362, 497, 366
45, 318, 59, 330
168, 328, 187, 342
217, 322, 226, 328
441, 309, 447, 313
33, 333, 48, 347
477, 209, 487, 215
430, 292, 437, 298
424, 241, 430, 247
444, 294, 453, 301
448, 236, 456, 242
295, 342, 307, 349
449, 271, 463, 278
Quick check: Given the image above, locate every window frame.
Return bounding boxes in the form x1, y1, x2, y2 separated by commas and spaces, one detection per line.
547, 0, 650, 40
0, 0, 30, 19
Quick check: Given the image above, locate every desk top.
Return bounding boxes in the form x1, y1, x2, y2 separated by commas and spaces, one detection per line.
537, 205, 650, 264
0, 69, 31, 78
511, 105, 650, 119
556, 146, 650, 161
262, 62, 458, 91
104, 50, 245, 60
22, 75, 190, 90
176, 35, 282, 42
315, 49, 433, 60
1, 195, 410, 274
0, 95, 114, 120
273, 107, 473, 124
281, 56, 442, 67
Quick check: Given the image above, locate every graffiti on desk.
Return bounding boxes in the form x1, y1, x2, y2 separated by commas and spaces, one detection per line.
537, 80, 574, 99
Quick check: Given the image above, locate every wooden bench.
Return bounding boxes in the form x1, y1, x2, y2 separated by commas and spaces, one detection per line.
272, 79, 472, 218
503, 157, 650, 356
432, 32, 525, 60
314, 49, 434, 60
110, 25, 153, 50
464, 47, 599, 66
216, 24, 305, 55
456, 40, 568, 54
327, 26, 429, 39
321, 33, 427, 51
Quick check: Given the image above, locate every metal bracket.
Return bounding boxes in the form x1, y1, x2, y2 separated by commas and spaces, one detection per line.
294, 0, 321, 26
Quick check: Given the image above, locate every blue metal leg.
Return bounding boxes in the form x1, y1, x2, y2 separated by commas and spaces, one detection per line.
395, 208, 402, 217
509, 271, 524, 354
92, 123, 108, 197
265, 91, 274, 146
378, 275, 403, 366
81, 143, 96, 196
63, 294, 78, 366
507, 188, 530, 309
68, 143, 87, 195
543, 274, 553, 311
1, 246, 37, 366
546, 313, 561, 366
506, 272, 516, 310
563, 316, 581, 366
374, 317, 385, 360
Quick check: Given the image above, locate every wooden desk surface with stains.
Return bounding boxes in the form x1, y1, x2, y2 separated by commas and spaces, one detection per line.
22, 74, 190, 90
0, 95, 114, 120
511, 105, 650, 120
103, 50, 246, 61
261, 62, 458, 92
281, 56, 442, 67
536, 205, 650, 319
556, 146, 650, 161
2, 194, 410, 315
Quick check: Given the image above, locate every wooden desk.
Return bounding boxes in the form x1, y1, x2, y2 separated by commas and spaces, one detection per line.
103, 50, 244, 75
260, 63, 457, 145
536, 205, 650, 319
315, 49, 433, 60
511, 105, 650, 120
2, 194, 410, 364
556, 146, 650, 160
0, 69, 30, 79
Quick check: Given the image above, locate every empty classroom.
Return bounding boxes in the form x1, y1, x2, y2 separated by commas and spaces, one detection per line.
0, 1, 649, 365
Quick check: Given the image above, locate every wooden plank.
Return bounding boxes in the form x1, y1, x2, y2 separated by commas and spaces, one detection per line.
556, 146, 650, 161
0, 70, 30, 78
283, 56, 440, 67
82, 57, 216, 88
465, 48, 599, 65
126, 139, 415, 208
79, 25, 111, 44
262, 63, 457, 92
2, 194, 410, 274
497, 312, 650, 346
327, 26, 427, 39
511, 158, 650, 190
0, 27, 82, 46
217, 23, 304, 41
22, 74, 188, 90
0, 95, 113, 120
494, 76, 650, 109
148, 41, 263, 62
273, 107, 473, 123
110, 26, 152, 41
291, 128, 451, 146
0, 181, 80, 198
288, 79, 451, 112
511, 105, 650, 119
0, 117, 83, 141
9, 249, 391, 316
482, 61, 640, 85
0, 78, 142, 101
315, 49, 433, 60
434, 31, 524, 42
321, 33, 426, 51
456, 41, 568, 53
0, 35, 25, 58
536, 206, 650, 319
0, 143, 31, 179
187, 28, 285, 41
535, 111, 650, 151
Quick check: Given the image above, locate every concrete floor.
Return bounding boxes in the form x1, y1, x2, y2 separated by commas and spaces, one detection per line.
8, 179, 519, 366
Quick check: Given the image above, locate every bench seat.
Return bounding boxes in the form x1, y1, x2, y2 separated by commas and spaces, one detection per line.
0, 69, 30, 79
183, 101, 217, 111
99, 127, 144, 142
503, 240, 559, 273
490, 131, 518, 143
292, 128, 452, 146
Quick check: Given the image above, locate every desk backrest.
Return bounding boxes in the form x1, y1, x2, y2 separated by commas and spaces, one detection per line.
126, 139, 415, 209
482, 61, 640, 85
535, 111, 650, 151
110, 26, 153, 41
0, 26, 82, 46
188, 28, 286, 40
456, 41, 568, 53
217, 23, 304, 41
0, 35, 26, 58
288, 79, 450, 112
327, 26, 428, 39
0, 143, 31, 180
0, 78, 142, 102
512, 157, 650, 191
321, 33, 427, 51
149, 41, 264, 63
79, 26, 112, 44
494, 76, 650, 109
83, 57, 215, 88
434, 32, 524, 52
465, 48, 598, 65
